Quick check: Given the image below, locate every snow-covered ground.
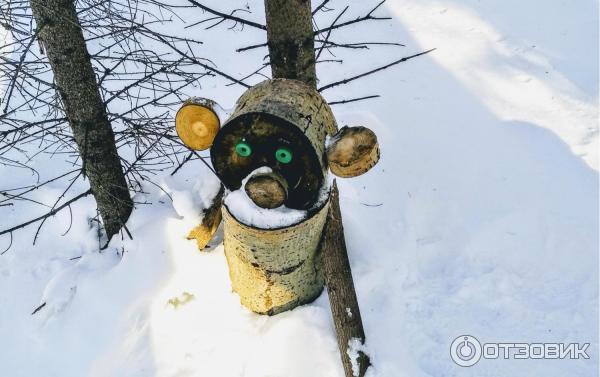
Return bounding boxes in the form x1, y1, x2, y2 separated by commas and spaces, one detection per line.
0, 1, 598, 376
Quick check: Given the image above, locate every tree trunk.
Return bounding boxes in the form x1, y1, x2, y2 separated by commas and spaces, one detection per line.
263, 2, 371, 376
264, 0, 317, 87
29, 0, 133, 240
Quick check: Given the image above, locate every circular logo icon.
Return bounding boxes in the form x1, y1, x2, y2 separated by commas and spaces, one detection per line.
450, 335, 482, 367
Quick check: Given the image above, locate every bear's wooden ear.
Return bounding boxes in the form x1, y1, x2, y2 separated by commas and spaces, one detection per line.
175, 98, 220, 151
326, 126, 380, 178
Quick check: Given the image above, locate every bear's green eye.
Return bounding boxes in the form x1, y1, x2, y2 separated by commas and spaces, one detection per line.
275, 147, 292, 164
235, 141, 252, 157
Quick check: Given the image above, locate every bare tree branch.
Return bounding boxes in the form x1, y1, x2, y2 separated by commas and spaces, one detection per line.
186, 0, 266, 30
314, 0, 391, 35
319, 48, 436, 91
0, 190, 92, 239
312, 0, 332, 15
315, 6, 348, 61
328, 94, 380, 105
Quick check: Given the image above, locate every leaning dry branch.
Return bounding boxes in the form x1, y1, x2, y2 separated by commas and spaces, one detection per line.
321, 181, 370, 377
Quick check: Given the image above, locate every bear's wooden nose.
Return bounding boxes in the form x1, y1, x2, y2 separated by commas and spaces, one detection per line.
244, 173, 288, 209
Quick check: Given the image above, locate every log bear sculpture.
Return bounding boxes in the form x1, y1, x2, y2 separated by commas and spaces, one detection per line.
175, 79, 379, 315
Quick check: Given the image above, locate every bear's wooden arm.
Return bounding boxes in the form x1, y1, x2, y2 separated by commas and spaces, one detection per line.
187, 185, 224, 250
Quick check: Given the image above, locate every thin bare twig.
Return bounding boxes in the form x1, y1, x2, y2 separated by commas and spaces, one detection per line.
186, 0, 265, 30
312, 0, 332, 15
319, 49, 435, 91
0, 190, 92, 238
328, 95, 380, 105
315, 6, 348, 61
314, 0, 391, 35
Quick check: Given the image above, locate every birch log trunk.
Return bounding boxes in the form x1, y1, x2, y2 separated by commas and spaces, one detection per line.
263, 1, 371, 375
29, 0, 133, 240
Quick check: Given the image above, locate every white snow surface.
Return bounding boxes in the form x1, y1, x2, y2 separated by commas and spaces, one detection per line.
347, 338, 369, 377
0, 1, 598, 376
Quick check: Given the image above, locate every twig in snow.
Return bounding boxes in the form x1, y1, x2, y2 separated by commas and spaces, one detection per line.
31, 302, 46, 315
360, 202, 383, 207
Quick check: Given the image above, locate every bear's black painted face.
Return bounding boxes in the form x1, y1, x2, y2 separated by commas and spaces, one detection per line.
210, 113, 323, 210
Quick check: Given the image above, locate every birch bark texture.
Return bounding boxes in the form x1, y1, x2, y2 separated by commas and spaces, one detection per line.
29, 0, 133, 239
222, 201, 329, 315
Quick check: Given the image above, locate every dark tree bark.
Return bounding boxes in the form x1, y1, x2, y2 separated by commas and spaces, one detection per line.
263, 1, 371, 376
29, 0, 133, 240
264, 0, 317, 87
